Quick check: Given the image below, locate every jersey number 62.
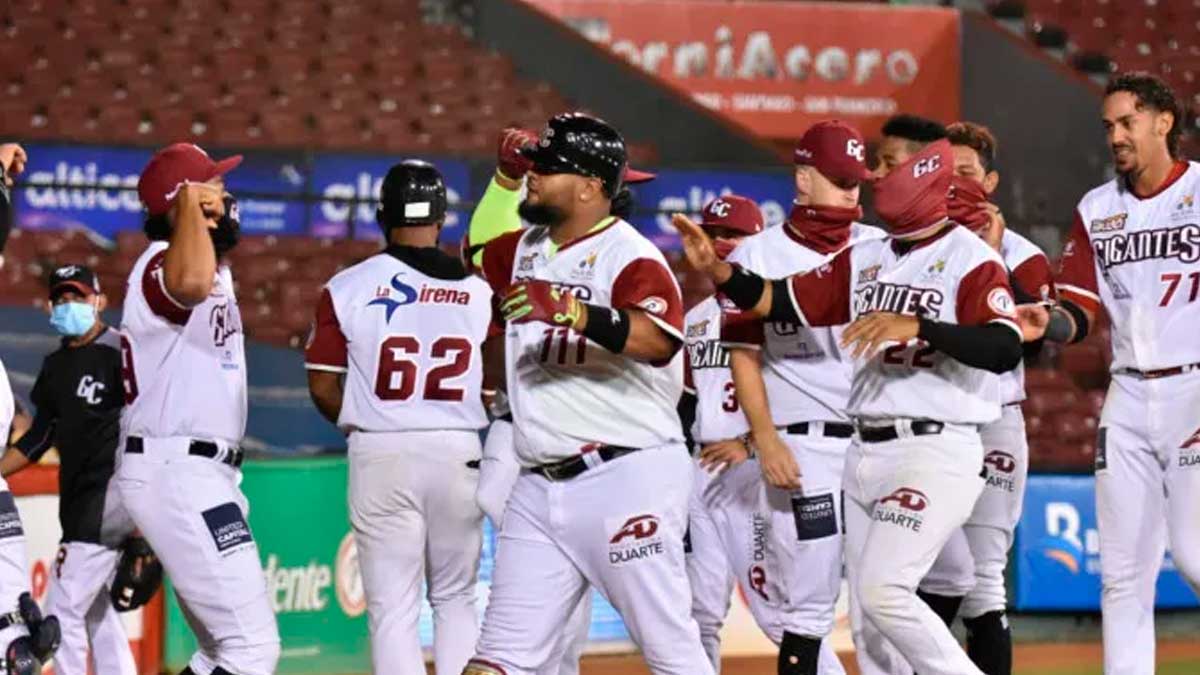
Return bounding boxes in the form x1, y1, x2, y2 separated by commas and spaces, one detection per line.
375, 335, 472, 402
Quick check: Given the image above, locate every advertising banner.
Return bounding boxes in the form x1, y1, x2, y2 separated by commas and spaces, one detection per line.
625, 168, 793, 249
16, 144, 150, 238
306, 153, 471, 243
1013, 474, 1199, 611
524, 0, 961, 140
162, 457, 632, 674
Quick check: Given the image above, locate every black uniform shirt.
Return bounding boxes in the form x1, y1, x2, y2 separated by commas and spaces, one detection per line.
16, 327, 123, 543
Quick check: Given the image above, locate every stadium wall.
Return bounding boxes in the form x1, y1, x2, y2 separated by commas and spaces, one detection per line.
472, 0, 781, 166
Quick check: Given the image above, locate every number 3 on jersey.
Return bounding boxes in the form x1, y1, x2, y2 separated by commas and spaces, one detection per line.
375, 335, 472, 402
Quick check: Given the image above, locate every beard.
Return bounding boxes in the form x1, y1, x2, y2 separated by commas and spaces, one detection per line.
518, 199, 568, 227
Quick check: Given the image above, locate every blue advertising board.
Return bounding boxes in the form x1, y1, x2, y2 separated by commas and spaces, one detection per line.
307, 153, 471, 243
220, 150, 309, 236
1013, 474, 1199, 611
625, 168, 795, 249
16, 143, 150, 237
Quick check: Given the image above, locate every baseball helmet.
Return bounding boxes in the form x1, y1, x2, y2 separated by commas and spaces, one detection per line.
520, 112, 627, 197
377, 160, 447, 230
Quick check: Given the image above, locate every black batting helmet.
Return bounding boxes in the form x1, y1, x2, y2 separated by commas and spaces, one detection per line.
377, 160, 447, 230
520, 112, 628, 197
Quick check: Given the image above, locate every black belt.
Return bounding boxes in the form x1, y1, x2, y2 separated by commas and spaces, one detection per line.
1117, 362, 1200, 380
125, 436, 244, 468
532, 445, 639, 482
857, 420, 945, 444
782, 422, 855, 438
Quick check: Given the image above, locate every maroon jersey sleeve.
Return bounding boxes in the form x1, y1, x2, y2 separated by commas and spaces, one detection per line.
611, 258, 685, 341
957, 260, 1021, 336
1011, 252, 1056, 302
480, 230, 524, 294
141, 251, 193, 325
304, 288, 349, 372
785, 248, 853, 327
1056, 211, 1101, 314
720, 294, 766, 349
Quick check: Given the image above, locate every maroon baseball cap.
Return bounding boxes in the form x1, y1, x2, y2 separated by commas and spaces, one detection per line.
700, 195, 764, 236
793, 120, 871, 184
623, 166, 656, 184
137, 143, 242, 216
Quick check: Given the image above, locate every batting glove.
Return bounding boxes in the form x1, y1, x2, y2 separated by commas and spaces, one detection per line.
497, 127, 538, 181
500, 280, 582, 327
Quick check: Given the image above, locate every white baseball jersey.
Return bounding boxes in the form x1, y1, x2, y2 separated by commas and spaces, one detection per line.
785, 225, 1019, 424
481, 218, 685, 465
120, 240, 246, 445
721, 222, 886, 424
683, 297, 748, 444
304, 249, 491, 433
996, 229, 1054, 404
1058, 161, 1200, 371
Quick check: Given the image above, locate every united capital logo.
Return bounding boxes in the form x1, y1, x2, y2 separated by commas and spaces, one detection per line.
608, 514, 666, 565
874, 487, 928, 531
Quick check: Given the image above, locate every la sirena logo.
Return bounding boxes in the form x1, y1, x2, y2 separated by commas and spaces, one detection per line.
610, 515, 660, 544
368, 273, 471, 322
984, 450, 1017, 474
879, 487, 928, 512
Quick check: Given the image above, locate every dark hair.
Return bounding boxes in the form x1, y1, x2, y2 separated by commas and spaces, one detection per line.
881, 114, 947, 145
946, 121, 999, 172
610, 186, 634, 220
1105, 71, 1183, 158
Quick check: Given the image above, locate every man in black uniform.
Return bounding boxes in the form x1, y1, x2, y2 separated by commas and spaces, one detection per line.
0, 265, 138, 675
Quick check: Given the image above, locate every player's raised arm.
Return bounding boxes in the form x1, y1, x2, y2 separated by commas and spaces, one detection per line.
464, 128, 538, 268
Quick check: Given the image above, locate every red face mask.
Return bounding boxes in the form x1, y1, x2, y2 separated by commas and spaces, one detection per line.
713, 237, 739, 261
947, 174, 991, 233
787, 203, 863, 253
873, 139, 953, 238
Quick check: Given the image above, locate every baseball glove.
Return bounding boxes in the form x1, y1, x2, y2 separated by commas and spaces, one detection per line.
110, 536, 163, 612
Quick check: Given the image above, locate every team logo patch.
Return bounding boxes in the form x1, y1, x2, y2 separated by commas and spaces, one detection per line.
791, 493, 838, 541
686, 319, 710, 338
637, 296, 668, 316
202, 502, 254, 555
571, 251, 599, 280
1089, 213, 1127, 233
367, 273, 472, 322
987, 287, 1016, 317
334, 532, 366, 617
858, 265, 880, 284
607, 514, 666, 565
0, 494, 23, 541
983, 450, 1018, 492
747, 564, 769, 601
1179, 426, 1200, 468
518, 253, 537, 272
874, 487, 928, 531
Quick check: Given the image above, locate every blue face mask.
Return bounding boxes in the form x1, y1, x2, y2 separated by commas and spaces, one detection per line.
49, 301, 97, 337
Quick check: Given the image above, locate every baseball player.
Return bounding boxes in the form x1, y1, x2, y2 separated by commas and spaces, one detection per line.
120, 143, 279, 675
676, 138, 1035, 675
0, 265, 139, 675
465, 127, 658, 675
709, 120, 882, 675
1020, 73, 1200, 675
0, 142, 62, 675
305, 160, 493, 675
915, 121, 1055, 675
462, 112, 712, 675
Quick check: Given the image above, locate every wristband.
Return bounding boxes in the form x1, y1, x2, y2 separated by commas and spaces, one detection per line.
581, 304, 631, 353
714, 264, 765, 311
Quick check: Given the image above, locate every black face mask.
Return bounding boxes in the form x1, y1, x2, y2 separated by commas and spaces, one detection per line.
211, 194, 240, 256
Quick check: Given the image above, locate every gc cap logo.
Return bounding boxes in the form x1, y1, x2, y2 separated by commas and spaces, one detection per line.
879, 487, 928, 512
708, 199, 732, 218
846, 139, 865, 162
610, 514, 659, 544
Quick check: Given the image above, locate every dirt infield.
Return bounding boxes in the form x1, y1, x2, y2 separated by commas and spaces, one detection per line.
574, 641, 1200, 675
